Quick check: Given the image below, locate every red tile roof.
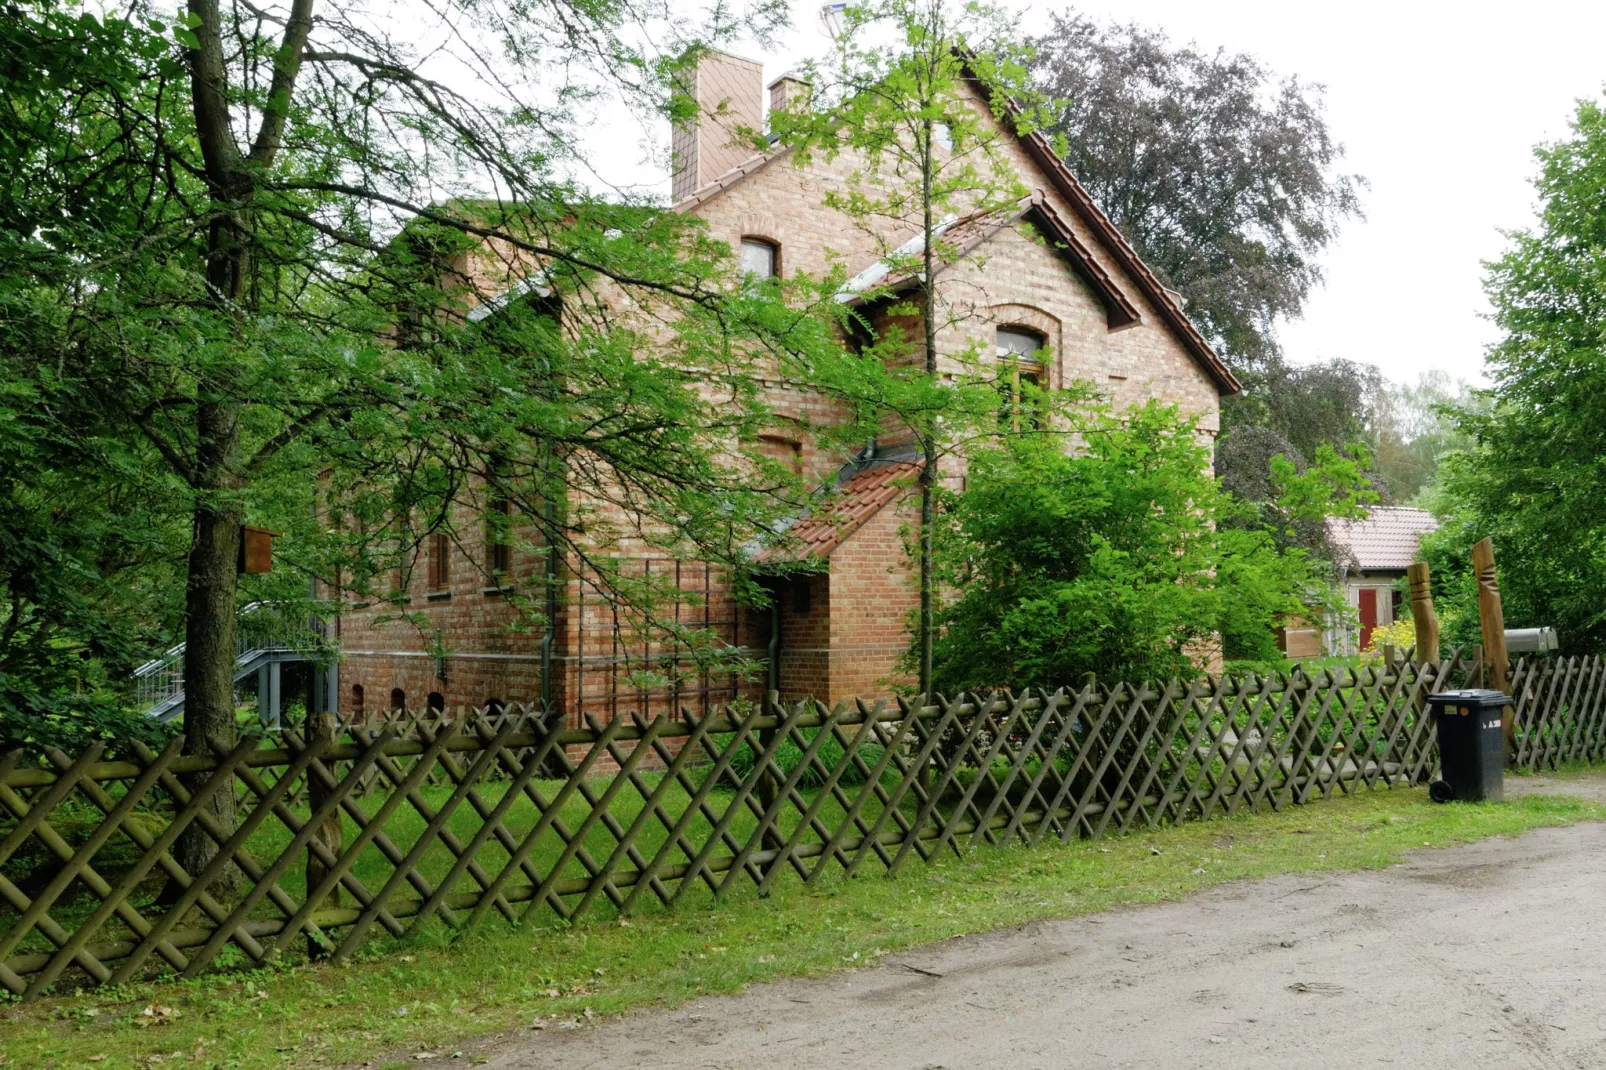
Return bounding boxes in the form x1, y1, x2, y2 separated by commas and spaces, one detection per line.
1327, 507, 1439, 571
757, 460, 923, 563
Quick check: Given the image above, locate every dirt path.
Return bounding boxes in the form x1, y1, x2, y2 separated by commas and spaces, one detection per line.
481, 777, 1606, 1069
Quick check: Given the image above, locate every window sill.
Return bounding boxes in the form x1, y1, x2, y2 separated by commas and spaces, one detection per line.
426, 591, 452, 602
482, 585, 515, 597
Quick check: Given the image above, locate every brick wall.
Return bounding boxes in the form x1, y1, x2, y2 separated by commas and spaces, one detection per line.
823, 495, 919, 700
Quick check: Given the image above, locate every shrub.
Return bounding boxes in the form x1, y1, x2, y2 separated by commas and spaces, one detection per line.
929, 400, 1355, 691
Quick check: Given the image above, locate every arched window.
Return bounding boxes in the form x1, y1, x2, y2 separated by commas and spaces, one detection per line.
740, 237, 779, 280
996, 327, 1047, 431
484, 696, 506, 716
390, 687, 406, 711
351, 684, 366, 718
427, 691, 446, 713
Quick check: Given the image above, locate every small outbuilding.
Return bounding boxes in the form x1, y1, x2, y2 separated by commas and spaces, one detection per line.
1323, 506, 1439, 654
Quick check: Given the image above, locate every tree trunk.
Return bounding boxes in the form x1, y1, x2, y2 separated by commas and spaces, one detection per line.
166, 0, 311, 891
172, 404, 245, 887
917, 119, 938, 700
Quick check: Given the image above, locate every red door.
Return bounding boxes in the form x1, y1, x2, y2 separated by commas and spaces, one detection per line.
1358, 588, 1378, 652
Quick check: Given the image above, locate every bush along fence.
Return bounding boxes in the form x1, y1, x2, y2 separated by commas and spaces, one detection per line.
2, 647, 1603, 999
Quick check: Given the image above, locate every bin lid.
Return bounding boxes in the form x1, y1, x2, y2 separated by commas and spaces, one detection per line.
1426, 689, 1512, 707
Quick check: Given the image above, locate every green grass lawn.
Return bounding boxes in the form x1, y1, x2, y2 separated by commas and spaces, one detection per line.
2, 782, 1603, 1069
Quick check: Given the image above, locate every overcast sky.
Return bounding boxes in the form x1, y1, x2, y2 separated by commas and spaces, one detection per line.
1036, 0, 1606, 389
604, 0, 1606, 388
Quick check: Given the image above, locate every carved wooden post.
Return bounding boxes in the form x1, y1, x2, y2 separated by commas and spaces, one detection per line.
306, 707, 343, 957
1471, 538, 1514, 759
1407, 562, 1440, 665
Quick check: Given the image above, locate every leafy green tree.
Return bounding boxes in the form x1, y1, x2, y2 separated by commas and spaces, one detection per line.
1421, 97, 1606, 653
1, 0, 825, 877
929, 400, 1341, 690
0, 368, 184, 751
1028, 11, 1362, 372
1027, 14, 1376, 522
1370, 371, 1480, 502
770, 0, 1047, 694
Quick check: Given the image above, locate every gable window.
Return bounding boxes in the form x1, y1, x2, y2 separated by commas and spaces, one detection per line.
996, 327, 1047, 431
740, 238, 778, 280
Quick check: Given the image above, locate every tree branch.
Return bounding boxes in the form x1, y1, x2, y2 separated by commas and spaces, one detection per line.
130, 404, 198, 485
243, 402, 344, 475
186, 0, 244, 187
248, 0, 316, 166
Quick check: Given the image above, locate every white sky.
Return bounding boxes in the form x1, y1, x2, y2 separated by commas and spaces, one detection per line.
588, 0, 1606, 387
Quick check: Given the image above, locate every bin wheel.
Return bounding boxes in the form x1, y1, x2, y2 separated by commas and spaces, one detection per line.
1429, 780, 1456, 804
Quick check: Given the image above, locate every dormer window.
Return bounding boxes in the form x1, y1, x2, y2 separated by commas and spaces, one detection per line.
740, 237, 779, 279
996, 327, 1047, 431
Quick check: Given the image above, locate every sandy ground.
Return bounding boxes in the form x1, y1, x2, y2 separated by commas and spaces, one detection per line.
476, 775, 1606, 1070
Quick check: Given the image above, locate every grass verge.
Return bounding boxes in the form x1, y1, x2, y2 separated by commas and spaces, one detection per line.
2, 784, 1602, 1068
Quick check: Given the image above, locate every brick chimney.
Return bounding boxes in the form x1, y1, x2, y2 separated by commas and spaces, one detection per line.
671, 49, 764, 203
768, 74, 811, 116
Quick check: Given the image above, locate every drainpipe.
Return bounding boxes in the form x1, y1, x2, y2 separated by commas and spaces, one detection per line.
766, 580, 783, 695
760, 581, 784, 850
540, 496, 559, 715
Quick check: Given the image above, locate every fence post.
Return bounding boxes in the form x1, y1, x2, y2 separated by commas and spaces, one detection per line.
1407, 562, 1440, 665
306, 706, 343, 958
759, 692, 783, 851
1471, 538, 1515, 761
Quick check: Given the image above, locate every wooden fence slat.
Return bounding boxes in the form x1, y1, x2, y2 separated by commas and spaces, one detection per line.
971, 690, 1063, 848
262, 727, 426, 959
401, 720, 530, 936
105, 733, 327, 986
329, 720, 508, 959
0, 742, 169, 970
1003, 689, 1088, 844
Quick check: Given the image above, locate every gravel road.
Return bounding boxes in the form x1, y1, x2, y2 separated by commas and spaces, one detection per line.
478, 776, 1606, 1070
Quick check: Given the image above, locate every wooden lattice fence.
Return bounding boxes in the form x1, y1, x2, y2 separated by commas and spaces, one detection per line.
2, 648, 1602, 999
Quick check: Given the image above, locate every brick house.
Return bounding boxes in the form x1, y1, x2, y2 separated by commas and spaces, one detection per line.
332, 49, 1240, 722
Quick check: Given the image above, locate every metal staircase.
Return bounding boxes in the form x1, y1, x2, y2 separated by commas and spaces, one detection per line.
133, 602, 328, 724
